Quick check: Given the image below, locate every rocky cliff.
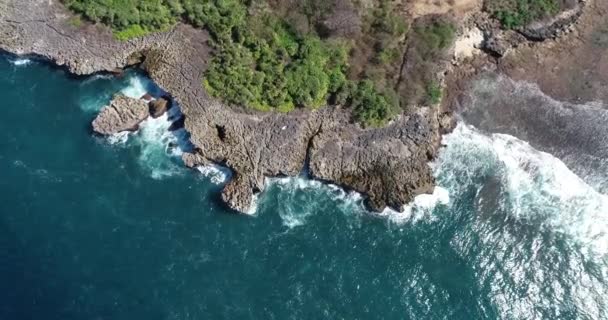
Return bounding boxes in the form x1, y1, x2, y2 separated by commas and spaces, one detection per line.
0, 0, 448, 213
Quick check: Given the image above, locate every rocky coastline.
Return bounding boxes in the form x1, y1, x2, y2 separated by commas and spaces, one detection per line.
0, 0, 592, 213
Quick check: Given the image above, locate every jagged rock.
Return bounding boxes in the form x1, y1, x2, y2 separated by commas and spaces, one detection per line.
149, 97, 170, 118
182, 152, 207, 168
221, 174, 253, 213
92, 95, 148, 135
309, 108, 440, 211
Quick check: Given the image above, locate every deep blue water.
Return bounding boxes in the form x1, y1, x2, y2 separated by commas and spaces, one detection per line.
1, 56, 607, 320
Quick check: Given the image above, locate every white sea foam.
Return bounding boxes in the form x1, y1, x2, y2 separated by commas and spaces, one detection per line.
104, 111, 190, 179
107, 131, 130, 145
196, 165, 231, 185
378, 187, 450, 225
10, 58, 32, 66
246, 194, 260, 216
135, 114, 184, 179
437, 124, 608, 256
120, 75, 154, 99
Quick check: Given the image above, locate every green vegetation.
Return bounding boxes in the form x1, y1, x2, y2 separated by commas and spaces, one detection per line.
63, 0, 179, 38
486, 0, 560, 29
352, 81, 399, 127
114, 24, 150, 40
62, 0, 455, 126
67, 15, 83, 27
426, 82, 442, 105
397, 20, 454, 107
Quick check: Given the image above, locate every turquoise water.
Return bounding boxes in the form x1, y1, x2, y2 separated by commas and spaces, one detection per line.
1, 56, 607, 319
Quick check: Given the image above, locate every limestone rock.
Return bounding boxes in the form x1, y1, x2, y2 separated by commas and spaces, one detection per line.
92, 95, 148, 135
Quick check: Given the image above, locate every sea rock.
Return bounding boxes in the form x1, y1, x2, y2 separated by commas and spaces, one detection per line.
92, 95, 149, 135
149, 97, 170, 118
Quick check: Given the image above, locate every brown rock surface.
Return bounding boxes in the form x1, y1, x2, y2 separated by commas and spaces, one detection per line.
92, 95, 148, 135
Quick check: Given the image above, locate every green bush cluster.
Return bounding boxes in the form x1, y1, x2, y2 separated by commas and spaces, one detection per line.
488, 0, 560, 29
201, 7, 351, 112
63, 0, 179, 37
351, 81, 399, 127
426, 82, 442, 105
414, 21, 455, 56
62, 0, 414, 126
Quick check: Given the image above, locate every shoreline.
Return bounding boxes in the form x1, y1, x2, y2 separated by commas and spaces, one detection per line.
0, 0, 594, 214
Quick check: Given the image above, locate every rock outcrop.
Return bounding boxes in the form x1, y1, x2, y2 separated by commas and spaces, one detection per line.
309, 108, 442, 211
149, 97, 170, 118
0, 0, 450, 213
92, 95, 148, 135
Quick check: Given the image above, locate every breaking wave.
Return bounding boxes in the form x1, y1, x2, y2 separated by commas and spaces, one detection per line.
109, 111, 191, 180
120, 74, 162, 99
436, 123, 608, 257
378, 187, 450, 225
196, 165, 231, 185
79, 72, 157, 112
256, 177, 364, 228
259, 176, 449, 228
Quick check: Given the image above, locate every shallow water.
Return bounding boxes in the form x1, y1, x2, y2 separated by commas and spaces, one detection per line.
1, 56, 607, 319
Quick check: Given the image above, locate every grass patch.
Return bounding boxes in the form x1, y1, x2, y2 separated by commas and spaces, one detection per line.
486, 0, 561, 29
114, 24, 150, 40
67, 15, 82, 28
426, 82, 442, 105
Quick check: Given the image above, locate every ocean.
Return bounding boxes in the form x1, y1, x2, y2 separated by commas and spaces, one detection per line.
1, 55, 606, 319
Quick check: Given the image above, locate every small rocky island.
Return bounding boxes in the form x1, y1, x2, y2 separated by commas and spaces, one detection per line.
0, 0, 592, 213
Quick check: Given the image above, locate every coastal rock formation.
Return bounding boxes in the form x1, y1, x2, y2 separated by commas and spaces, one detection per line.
309, 108, 441, 211
92, 95, 148, 135
0, 0, 448, 213
149, 97, 170, 118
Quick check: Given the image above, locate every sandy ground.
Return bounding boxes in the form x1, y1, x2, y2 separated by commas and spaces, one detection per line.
409, 0, 483, 18
453, 27, 484, 60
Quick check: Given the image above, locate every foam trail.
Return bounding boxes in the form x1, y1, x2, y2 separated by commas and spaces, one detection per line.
436, 123, 608, 256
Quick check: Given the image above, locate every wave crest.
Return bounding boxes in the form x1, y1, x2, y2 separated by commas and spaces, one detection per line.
437, 124, 608, 256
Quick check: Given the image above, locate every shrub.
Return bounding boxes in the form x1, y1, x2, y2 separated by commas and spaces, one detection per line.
352, 80, 399, 127
487, 0, 560, 29
114, 24, 149, 40
426, 82, 442, 105
61, 0, 410, 125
